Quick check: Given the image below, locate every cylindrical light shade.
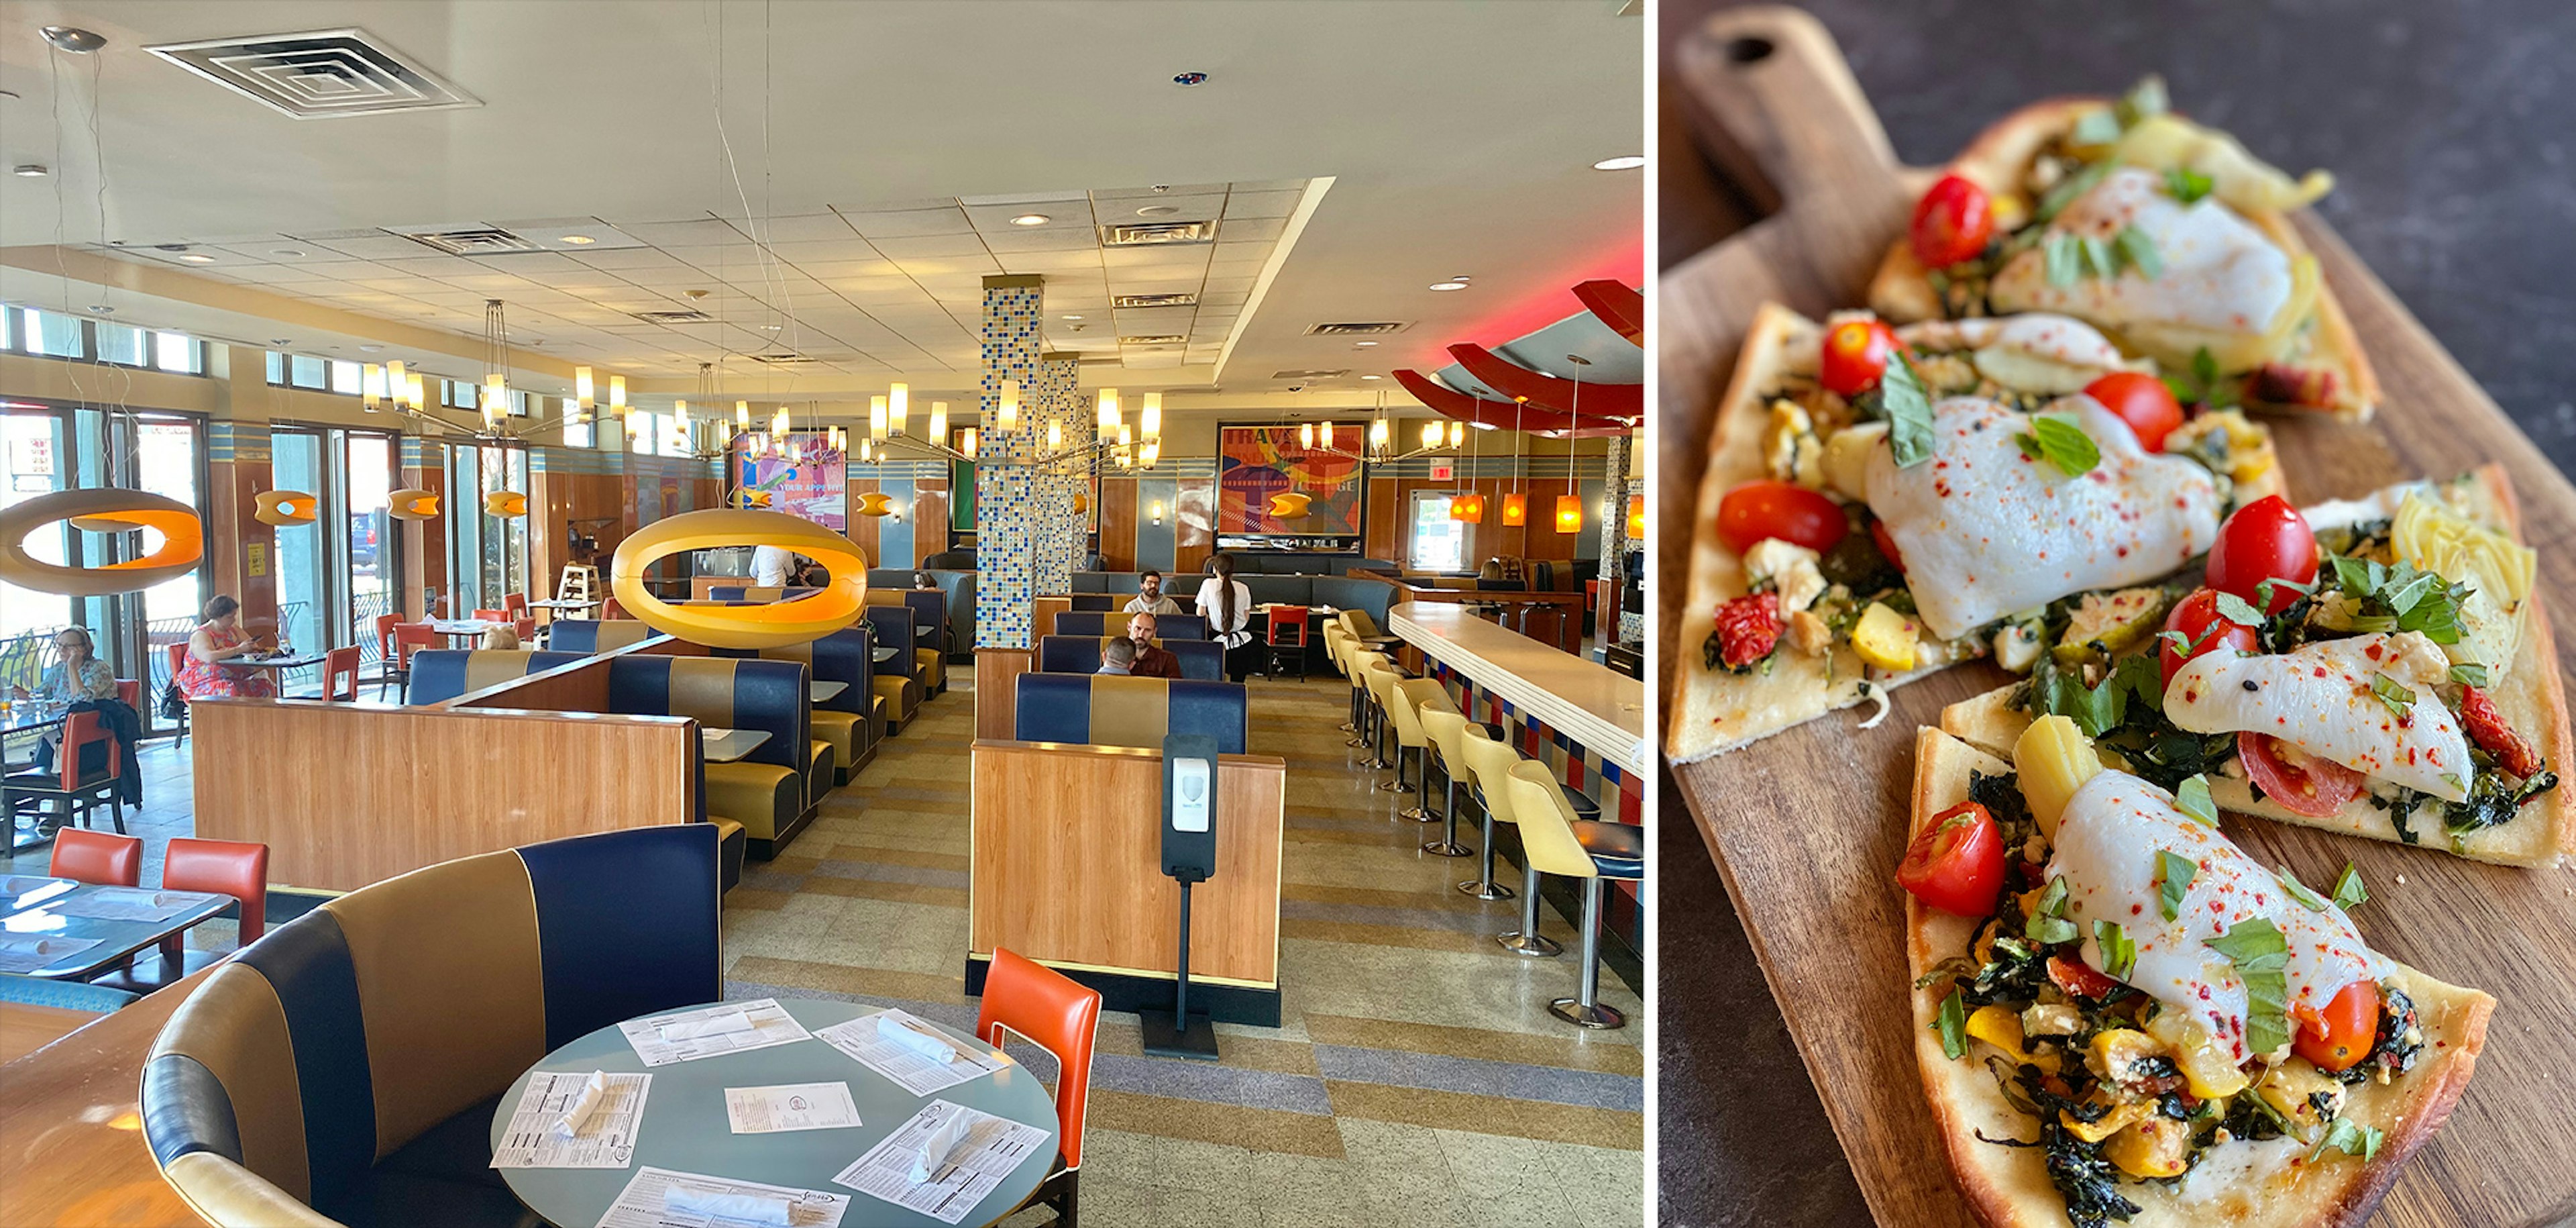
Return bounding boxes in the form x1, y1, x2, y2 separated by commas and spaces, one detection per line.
1299, 421, 1314, 450
1140, 392, 1161, 440
1554, 495, 1583, 533
890, 383, 909, 436
574, 366, 595, 410
1450, 493, 1485, 524
1448, 420, 1465, 448
386, 360, 406, 395
360, 363, 384, 410
1369, 419, 1389, 450
1501, 493, 1527, 526
1142, 440, 1159, 468
1097, 389, 1120, 440
928, 401, 948, 444
1627, 495, 1646, 540
608, 374, 627, 413
998, 379, 1020, 431
1420, 422, 1442, 449
1150, 501, 1165, 522
407, 374, 427, 411
674, 399, 690, 425
869, 395, 888, 440
1117, 423, 1132, 446
959, 429, 977, 460
1322, 421, 1336, 449
771, 406, 790, 438
1046, 420, 1062, 450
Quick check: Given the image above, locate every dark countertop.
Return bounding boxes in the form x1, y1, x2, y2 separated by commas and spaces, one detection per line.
1657, 3, 2576, 1225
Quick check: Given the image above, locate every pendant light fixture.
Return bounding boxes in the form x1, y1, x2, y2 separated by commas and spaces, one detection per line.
608, 374, 627, 419
890, 383, 910, 437
1497, 394, 1527, 526
1550, 354, 1595, 535
1299, 421, 1314, 450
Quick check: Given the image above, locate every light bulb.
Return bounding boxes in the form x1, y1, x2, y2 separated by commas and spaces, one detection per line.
1140, 392, 1161, 440
998, 379, 1020, 431
960, 429, 977, 460
869, 395, 888, 442
928, 401, 948, 446
890, 382, 909, 436
1299, 421, 1314, 450
574, 366, 594, 411
1046, 420, 1062, 450
1322, 421, 1336, 449
1448, 419, 1464, 448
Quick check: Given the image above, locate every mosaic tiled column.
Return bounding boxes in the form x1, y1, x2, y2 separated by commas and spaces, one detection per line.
975, 274, 1047, 649
1597, 431, 1633, 644
1032, 350, 1083, 594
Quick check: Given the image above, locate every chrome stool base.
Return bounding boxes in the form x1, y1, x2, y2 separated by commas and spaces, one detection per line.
1548, 999, 1624, 1029
1497, 931, 1563, 958
1420, 839, 1473, 858
1375, 778, 1416, 793
1457, 878, 1515, 900
1399, 804, 1436, 821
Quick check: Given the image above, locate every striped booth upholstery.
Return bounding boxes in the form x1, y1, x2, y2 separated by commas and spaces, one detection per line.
608, 656, 815, 857
1014, 674, 1247, 755
861, 605, 924, 733
865, 570, 977, 655
545, 619, 653, 654
712, 623, 877, 786
1054, 611, 1209, 640
402, 650, 586, 706
705, 586, 821, 603
1035, 635, 1224, 681
865, 591, 947, 695
141, 825, 721, 1228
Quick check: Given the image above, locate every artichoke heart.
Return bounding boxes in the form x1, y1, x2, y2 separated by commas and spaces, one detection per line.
2108, 113, 2334, 214
2392, 491, 2534, 670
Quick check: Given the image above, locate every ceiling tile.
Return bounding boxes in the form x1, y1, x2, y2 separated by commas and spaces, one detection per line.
1091, 183, 1226, 201
570, 247, 690, 271
299, 233, 440, 260
868, 234, 991, 260
1093, 193, 1224, 223
473, 251, 592, 277
616, 218, 739, 246
979, 227, 1098, 254
1217, 216, 1287, 242
733, 213, 858, 243
837, 207, 974, 239
1221, 191, 1303, 219
796, 259, 900, 279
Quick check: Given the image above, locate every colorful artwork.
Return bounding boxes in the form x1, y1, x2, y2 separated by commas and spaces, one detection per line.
739, 438, 847, 531
1216, 425, 1360, 535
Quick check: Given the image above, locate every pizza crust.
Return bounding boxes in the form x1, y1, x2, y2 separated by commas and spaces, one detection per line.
1907, 727, 2494, 1228
1864, 98, 2381, 424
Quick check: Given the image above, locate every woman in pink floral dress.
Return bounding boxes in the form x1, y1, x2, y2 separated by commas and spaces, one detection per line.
174, 595, 277, 700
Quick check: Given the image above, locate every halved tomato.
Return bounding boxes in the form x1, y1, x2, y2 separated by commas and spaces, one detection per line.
2238, 732, 2365, 817
2292, 979, 2381, 1073
2159, 589, 2261, 690
1896, 801, 2004, 918
1716, 480, 1849, 556
2049, 954, 2123, 999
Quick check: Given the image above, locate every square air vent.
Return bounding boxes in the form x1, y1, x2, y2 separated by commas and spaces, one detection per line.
633, 309, 713, 323
1099, 221, 1215, 247
146, 28, 480, 120
748, 352, 816, 365
1305, 321, 1409, 336
1271, 369, 1348, 380
1119, 335, 1186, 346
1113, 293, 1199, 309
400, 227, 539, 256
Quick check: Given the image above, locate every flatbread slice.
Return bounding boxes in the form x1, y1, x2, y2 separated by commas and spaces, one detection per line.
1907, 726, 2493, 1227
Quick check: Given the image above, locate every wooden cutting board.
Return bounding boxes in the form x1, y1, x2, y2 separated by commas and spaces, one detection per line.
1656, 8, 2576, 1227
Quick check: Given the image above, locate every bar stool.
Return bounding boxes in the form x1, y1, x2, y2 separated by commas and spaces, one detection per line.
1458, 735, 1554, 950
1360, 660, 1412, 785
1324, 624, 1358, 731
1507, 761, 1643, 1029
1342, 648, 1385, 749
1388, 677, 1452, 821
1417, 708, 1486, 858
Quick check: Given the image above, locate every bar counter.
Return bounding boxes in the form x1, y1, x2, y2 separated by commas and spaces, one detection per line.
1387, 601, 1645, 775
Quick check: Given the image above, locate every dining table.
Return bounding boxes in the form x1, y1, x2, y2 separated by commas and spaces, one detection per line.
0, 877, 232, 980
428, 619, 501, 644
700, 728, 771, 764
488, 998, 1060, 1228
810, 681, 847, 703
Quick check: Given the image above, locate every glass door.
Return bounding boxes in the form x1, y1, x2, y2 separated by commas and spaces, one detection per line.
0, 410, 72, 712
1408, 492, 1465, 572
268, 427, 330, 693
342, 431, 397, 673
123, 413, 209, 725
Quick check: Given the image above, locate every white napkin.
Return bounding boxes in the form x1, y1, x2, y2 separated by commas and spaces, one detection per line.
906, 1111, 971, 1184
663, 1183, 794, 1226
659, 1009, 755, 1041
549, 1072, 608, 1139
876, 1013, 958, 1065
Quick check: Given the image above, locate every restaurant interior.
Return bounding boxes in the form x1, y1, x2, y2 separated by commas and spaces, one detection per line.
0, 3, 1644, 1225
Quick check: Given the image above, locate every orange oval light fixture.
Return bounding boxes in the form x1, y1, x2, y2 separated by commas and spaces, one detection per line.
610, 509, 866, 649
855, 491, 894, 517
1448, 493, 1485, 524
1267, 492, 1312, 519
1554, 495, 1583, 534
482, 491, 528, 517
253, 491, 317, 527
734, 489, 773, 509
387, 489, 441, 521
1500, 493, 1527, 527
1073, 493, 1089, 515
0, 489, 204, 597
1627, 495, 1646, 542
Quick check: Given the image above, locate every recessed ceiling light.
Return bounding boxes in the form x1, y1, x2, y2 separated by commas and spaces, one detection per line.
358, 344, 383, 352
1010, 214, 1051, 227
1171, 71, 1208, 87
1593, 155, 1647, 171
87, 305, 113, 314
1428, 281, 1468, 292
1360, 374, 1383, 380
179, 253, 216, 263
1353, 340, 1380, 348
272, 248, 306, 257
11, 164, 48, 178
1063, 314, 1083, 321
562, 235, 596, 245
1136, 205, 1180, 217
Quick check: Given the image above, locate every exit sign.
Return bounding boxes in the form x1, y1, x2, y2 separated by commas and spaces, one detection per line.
1428, 462, 1454, 482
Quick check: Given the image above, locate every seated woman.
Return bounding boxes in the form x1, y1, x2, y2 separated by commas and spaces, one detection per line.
8, 627, 142, 803
174, 595, 278, 701
481, 625, 522, 650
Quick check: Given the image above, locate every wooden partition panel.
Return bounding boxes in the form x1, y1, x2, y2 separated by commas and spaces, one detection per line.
969, 740, 1285, 986
193, 699, 700, 892
1032, 595, 1072, 642
973, 649, 1034, 741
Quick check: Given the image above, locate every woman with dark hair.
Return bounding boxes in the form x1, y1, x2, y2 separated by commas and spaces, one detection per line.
1194, 554, 1258, 682
175, 595, 276, 700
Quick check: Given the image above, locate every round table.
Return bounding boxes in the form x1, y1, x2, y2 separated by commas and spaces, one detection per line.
489, 999, 1059, 1228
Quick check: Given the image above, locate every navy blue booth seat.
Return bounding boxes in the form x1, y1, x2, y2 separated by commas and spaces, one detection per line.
401, 650, 586, 705
1036, 635, 1224, 681
865, 569, 977, 661
1014, 674, 1247, 755
1054, 611, 1208, 640
705, 585, 822, 604
608, 655, 814, 858
141, 825, 722, 1227
711, 623, 879, 787
867, 589, 948, 695
543, 619, 655, 654
861, 605, 924, 735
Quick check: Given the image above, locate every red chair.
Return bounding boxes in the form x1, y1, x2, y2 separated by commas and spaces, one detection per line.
601, 597, 627, 620
165, 642, 192, 744
1265, 605, 1309, 680
504, 592, 529, 618
514, 617, 538, 642
48, 827, 141, 886
975, 948, 1101, 1225
101, 837, 269, 991
4, 711, 127, 836
472, 607, 508, 623
390, 622, 436, 700
322, 646, 362, 701
373, 613, 403, 696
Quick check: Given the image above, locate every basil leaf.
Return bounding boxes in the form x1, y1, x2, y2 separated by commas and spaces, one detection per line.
2449, 663, 2489, 687
2191, 346, 2220, 390
2156, 850, 2198, 921
2015, 415, 2102, 478
1882, 352, 1937, 470
2206, 917, 2289, 967
2026, 915, 2079, 945
2277, 864, 2330, 912
2044, 232, 2082, 287
2331, 862, 2367, 911
2035, 160, 2115, 225
2206, 919, 2293, 1055
2308, 1117, 2383, 1164
2037, 874, 2070, 917
2114, 224, 2162, 278
2093, 919, 2137, 982
2370, 672, 2418, 718
1935, 988, 1969, 1061
2175, 774, 2218, 827
2163, 166, 2214, 204
2213, 592, 2265, 627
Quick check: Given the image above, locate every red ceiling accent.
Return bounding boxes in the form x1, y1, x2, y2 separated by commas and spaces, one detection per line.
1446, 344, 1643, 419
1572, 279, 1643, 346
1391, 370, 1631, 439
1412, 233, 1644, 372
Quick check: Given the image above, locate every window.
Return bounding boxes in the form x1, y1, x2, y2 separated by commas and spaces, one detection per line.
629, 410, 657, 454
21, 308, 85, 358
288, 354, 327, 389
329, 360, 362, 395
97, 321, 149, 366
154, 331, 199, 373
659, 413, 690, 457
1409, 492, 1466, 572
266, 351, 286, 383
563, 407, 592, 449
446, 379, 478, 411
0, 305, 11, 350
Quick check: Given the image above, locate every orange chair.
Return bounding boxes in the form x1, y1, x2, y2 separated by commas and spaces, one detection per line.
102, 837, 269, 991
514, 616, 538, 642
389, 621, 435, 700
3, 711, 127, 836
1265, 604, 1309, 680
373, 613, 402, 695
322, 646, 362, 701
601, 597, 627, 619
472, 607, 508, 623
975, 948, 1101, 1226
49, 827, 141, 886
165, 642, 192, 743
504, 592, 529, 618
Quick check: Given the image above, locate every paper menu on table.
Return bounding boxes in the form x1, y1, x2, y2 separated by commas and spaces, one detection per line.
812, 1009, 1005, 1097
492, 1070, 651, 1168
0, 874, 65, 897
617, 999, 812, 1066
830, 1101, 1049, 1225
594, 1165, 850, 1228
724, 1082, 862, 1134
0, 935, 100, 974
42, 888, 215, 923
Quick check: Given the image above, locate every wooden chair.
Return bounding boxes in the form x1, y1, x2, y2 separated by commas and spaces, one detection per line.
5, 712, 127, 837
388, 622, 435, 700
49, 827, 141, 886
976, 948, 1101, 1227
372, 613, 402, 695
322, 646, 362, 701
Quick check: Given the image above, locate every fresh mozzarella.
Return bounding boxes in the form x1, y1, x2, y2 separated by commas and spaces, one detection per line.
2049, 771, 2387, 1064
1864, 395, 2222, 642
1990, 167, 2294, 360
1894, 313, 2139, 395
2165, 633, 2473, 801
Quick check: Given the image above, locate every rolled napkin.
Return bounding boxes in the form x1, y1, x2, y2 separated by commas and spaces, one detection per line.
549, 1072, 609, 1139
875, 1013, 959, 1065
663, 1184, 794, 1227
906, 1111, 971, 1184
659, 1009, 755, 1042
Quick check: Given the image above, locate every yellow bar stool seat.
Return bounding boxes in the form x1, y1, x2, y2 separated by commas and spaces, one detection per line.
1360, 658, 1411, 783
1342, 648, 1387, 750
1458, 734, 1542, 925
1388, 676, 1450, 821
1416, 707, 1485, 859
1506, 760, 1643, 1030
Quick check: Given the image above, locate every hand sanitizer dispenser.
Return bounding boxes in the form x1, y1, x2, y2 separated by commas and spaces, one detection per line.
1148, 733, 1222, 1059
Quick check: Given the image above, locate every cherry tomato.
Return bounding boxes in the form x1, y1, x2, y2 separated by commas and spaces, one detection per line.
2084, 371, 2186, 452
2459, 685, 2544, 779
2292, 979, 2382, 1073
1910, 174, 1995, 269
2048, 954, 2123, 1000
1713, 592, 1783, 670
2159, 589, 2261, 690
2239, 732, 2365, 818
1819, 319, 1902, 397
1870, 518, 1906, 573
1896, 801, 2005, 918
1716, 480, 1849, 556
2206, 496, 2319, 615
